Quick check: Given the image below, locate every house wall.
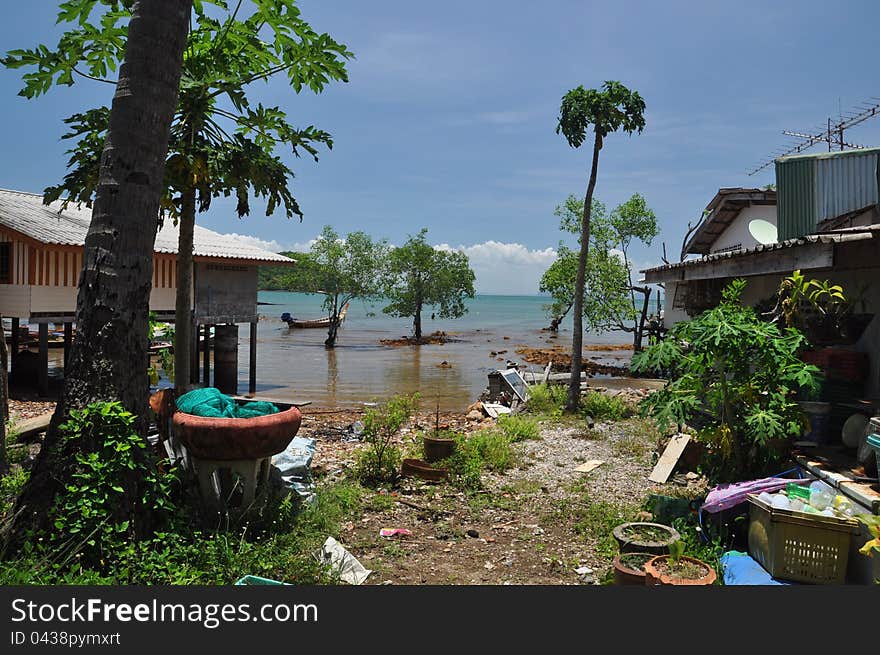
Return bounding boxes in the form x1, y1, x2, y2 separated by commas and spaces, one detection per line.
709, 205, 778, 254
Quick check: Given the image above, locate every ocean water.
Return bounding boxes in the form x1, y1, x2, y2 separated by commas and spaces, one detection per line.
225, 292, 633, 411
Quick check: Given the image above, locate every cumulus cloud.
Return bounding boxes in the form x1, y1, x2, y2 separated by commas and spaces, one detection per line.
215, 232, 284, 253
434, 240, 557, 295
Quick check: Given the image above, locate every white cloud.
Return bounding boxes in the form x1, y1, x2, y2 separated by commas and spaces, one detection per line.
216, 232, 283, 253
434, 241, 558, 295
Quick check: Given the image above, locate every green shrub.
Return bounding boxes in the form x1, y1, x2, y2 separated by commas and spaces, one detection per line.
631, 279, 821, 482
354, 394, 418, 487
439, 429, 519, 491
526, 384, 566, 416
497, 414, 540, 442
581, 392, 631, 421
48, 401, 178, 569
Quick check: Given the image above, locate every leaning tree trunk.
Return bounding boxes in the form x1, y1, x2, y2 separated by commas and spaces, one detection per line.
0, 319, 8, 475
174, 185, 196, 392
7, 0, 191, 544
566, 132, 603, 413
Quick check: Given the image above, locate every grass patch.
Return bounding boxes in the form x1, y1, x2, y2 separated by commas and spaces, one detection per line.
612, 434, 651, 460
439, 429, 520, 491
525, 384, 566, 417
0, 479, 366, 585
580, 392, 632, 421
497, 414, 540, 442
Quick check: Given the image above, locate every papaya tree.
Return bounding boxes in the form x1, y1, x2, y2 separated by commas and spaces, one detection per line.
556, 81, 646, 411
5, 0, 352, 392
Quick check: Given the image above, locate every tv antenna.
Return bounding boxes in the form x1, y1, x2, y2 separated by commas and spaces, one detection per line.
747, 97, 880, 176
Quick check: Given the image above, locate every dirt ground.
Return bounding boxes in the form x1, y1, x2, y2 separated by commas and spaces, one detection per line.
299, 407, 665, 585
7, 394, 676, 586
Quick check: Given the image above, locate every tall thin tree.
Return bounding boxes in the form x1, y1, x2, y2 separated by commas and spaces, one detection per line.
556, 81, 646, 412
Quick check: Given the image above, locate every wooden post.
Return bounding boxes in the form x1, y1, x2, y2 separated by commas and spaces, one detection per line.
63, 322, 72, 370
249, 321, 257, 397
190, 316, 200, 386
38, 322, 48, 397
10, 318, 19, 380
213, 324, 239, 395
202, 323, 211, 387
635, 287, 652, 351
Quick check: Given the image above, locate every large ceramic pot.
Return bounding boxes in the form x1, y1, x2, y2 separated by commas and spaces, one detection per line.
643, 555, 717, 586
172, 405, 303, 460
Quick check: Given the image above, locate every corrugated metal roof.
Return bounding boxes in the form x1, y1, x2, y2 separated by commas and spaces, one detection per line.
641, 226, 877, 278
0, 188, 294, 264
775, 148, 880, 241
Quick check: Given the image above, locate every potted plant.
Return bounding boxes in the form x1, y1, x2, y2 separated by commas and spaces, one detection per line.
422, 407, 457, 462
612, 522, 680, 555
644, 540, 717, 586
612, 552, 655, 585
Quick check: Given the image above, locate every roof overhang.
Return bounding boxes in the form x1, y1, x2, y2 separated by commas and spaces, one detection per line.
643, 228, 877, 284
684, 188, 777, 256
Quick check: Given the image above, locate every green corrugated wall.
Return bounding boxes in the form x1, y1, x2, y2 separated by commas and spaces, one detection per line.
776, 157, 816, 241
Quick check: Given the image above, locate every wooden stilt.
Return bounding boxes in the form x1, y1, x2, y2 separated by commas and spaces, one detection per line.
63, 322, 72, 370
10, 318, 19, 380
38, 323, 48, 397
203, 324, 211, 387
249, 321, 257, 397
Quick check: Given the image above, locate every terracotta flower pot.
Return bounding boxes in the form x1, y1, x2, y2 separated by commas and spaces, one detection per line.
423, 435, 456, 463
643, 555, 717, 586
172, 405, 302, 460
401, 458, 448, 482
612, 552, 655, 585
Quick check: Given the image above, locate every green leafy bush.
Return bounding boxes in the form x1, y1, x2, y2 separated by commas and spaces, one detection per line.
526, 383, 566, 416
49, 401, 178, 568
497, 414, 540, 441
354, 394, 418, 487
581, 392, 631, 421
631, 279, 820, 482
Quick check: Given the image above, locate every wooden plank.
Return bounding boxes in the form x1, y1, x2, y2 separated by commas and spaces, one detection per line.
38, 322, 48, 397
574, 459, 604, 474
14, 411, 53, 439
483, 403, 512, 419
648, 433, 691, 483
249, 321, 257, 396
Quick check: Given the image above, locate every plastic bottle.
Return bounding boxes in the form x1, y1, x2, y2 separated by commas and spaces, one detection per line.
771, 494, 790, 510
789, 498, 805, 513
833, 495, 854, 518
809, 481, 834, 511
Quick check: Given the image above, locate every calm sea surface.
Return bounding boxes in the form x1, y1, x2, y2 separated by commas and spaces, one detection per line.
228, 292, 634, 411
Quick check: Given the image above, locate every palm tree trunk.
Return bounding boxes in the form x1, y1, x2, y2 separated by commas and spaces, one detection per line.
7, 0, 191, 544
566, 132, 603, 412
174, 186, 196, 391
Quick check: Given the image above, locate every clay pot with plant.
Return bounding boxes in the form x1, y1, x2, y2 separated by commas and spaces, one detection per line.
644, 540, 717, 586
612, 522, 680, 555
612, 552, 655, 585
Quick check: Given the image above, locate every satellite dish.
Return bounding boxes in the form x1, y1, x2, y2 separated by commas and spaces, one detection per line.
748, 219, 778, 245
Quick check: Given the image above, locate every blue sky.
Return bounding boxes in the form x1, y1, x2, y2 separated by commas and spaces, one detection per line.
3, 1, 880, 293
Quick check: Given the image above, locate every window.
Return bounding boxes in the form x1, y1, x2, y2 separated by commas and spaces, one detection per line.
0, 242, 10, 284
